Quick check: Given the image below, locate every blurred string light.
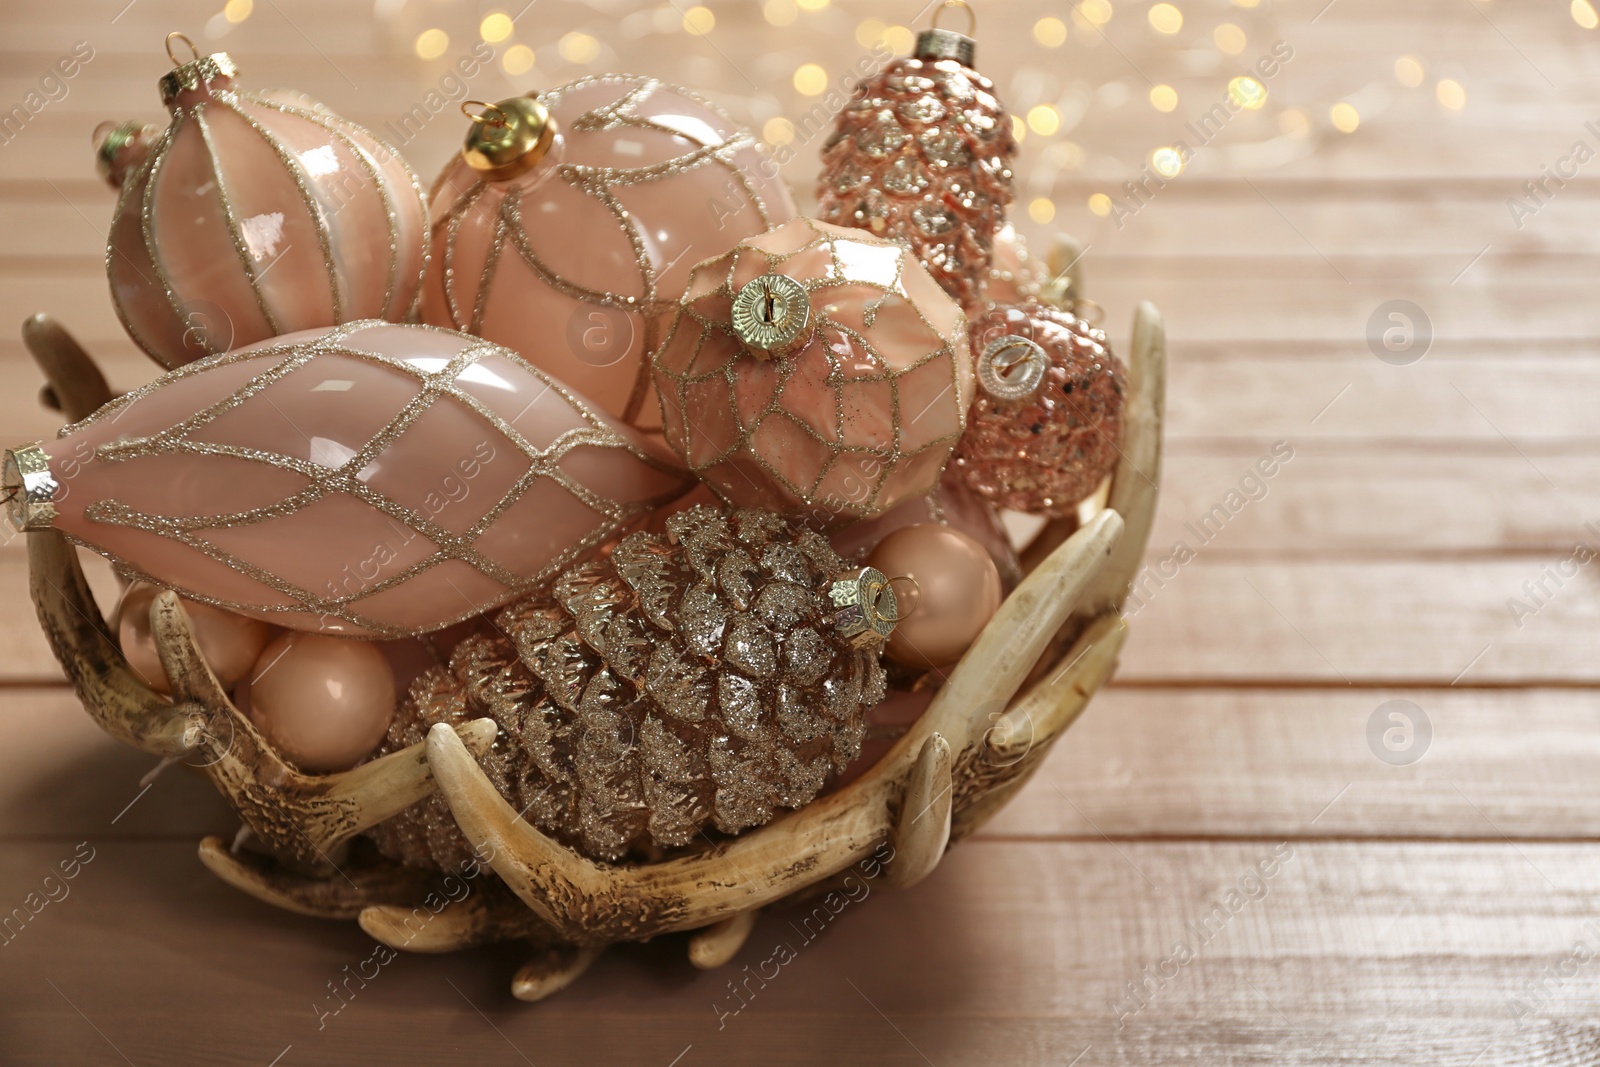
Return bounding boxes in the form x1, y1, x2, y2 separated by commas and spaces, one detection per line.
1151, 146, 1184, 177
414, 28, 448, 59
1435, 78, 1466, 109
1147, 3, 1182, 34
503, 44, 535, 75
683, 6, 714, 34
1011, 115, 1028, 142
559, 31, 600, 63
882, 25, 914, 54
855, 18, 885, 46
796, 0, 829, 11
480, 12, 513, 42
1394, 55, 1425, 87
765, 0, 799, 27
1574, 0, 1599, 28
1027, 104, 1061, 135
1029, 197, 1056, 223
763, 117, 796, 145
1227, 75, 1267, 109
1330, 102, 1360, 132
1087, 193, 1113, 216
224, 0, 252, 23
794, 63, 828, 95
1148, 84, 1178, 111
1034, 16, 1068, 47
1079, 0, 1113, 28
1213, 22, 1246, 54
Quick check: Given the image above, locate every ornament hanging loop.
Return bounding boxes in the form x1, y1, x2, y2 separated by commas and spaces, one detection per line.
880, 575, 922, 623
462, 100, 507, 127
931, 0, 977, 37
165, 31, 200, 66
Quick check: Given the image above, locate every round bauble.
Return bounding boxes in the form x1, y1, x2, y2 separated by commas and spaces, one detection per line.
815, 15, 1017, 308
103, 35, 427, 369
116, 581, 276, 694
243, 632, 396, 773
987, 223, 1046, 306
422, 76, 796, 432
829, 468, 1018, 589
652, 217, 973, 523
866, 523, 1001, 670
951, 302, 1126, 516
3, 321, 689, 638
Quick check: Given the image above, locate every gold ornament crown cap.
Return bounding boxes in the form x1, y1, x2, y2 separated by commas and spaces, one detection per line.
731, 273, 813, 357
828, 566, 899, 648
460, 97, 558, 182
158, 32, 239, 105
3, 443, 58, 533
915, 0, 978, 67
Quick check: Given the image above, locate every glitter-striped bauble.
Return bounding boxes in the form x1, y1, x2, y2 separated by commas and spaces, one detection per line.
422, 76, 796, 433
101, 40, 427, 370
815, 19, 1017, 309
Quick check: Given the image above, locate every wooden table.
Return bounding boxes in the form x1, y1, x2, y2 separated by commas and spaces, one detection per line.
2, 0, 1596, 1063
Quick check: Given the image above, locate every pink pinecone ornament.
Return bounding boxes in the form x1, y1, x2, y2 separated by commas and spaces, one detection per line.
951, 302, 1126, 517
652, 218, 973, 524
815, 13, 1017, 308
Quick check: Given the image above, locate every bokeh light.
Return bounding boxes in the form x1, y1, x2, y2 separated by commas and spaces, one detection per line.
1394, 55, 1425, 87
479, 12, 513, 43
1331, 102, 1360, 133
1034, 17, 1068, 46
414, 28, 449, 59
1148, 3, 1182, 34
1149, 84, 1178, 112
1436, 78, 1466, 109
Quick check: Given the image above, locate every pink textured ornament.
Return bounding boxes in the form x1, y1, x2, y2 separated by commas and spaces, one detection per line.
423, 77, 796, 432
952, 302, 1126, 516
652, 218, 973, 523
987, 223, 1046, 306
3, 321, 690, 638
815, 8, 1017, 308
241, 632, 396, 773
102, 34, 427, 369
866, 523, 1001, 670
116, 580, 277, 694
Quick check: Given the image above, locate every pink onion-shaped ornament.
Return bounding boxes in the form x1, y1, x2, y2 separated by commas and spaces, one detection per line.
101, 34, 428, 370
652, 218, 973, 523
815, 9, 1017, 309
951, 302, 1126, 516
3, 321, 690, 638
422, 77, 796, 433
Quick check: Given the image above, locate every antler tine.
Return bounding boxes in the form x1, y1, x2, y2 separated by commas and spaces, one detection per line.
28, 531, 203, 758
150, 590, 233, 708
987, 613, 1126, 765
886, 733, 952, 889
688, 910, 760, 970
513, 944, 604, 1003
1082, 301, 1165, 612
360, 889, 550, 953
427, 511, 1124, 943
22, 313, 114, 423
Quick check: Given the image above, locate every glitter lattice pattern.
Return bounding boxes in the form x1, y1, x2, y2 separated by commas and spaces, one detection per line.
55, 321, 687, 637
652, 218, 972, 524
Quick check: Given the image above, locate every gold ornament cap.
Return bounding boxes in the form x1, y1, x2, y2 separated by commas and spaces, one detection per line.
3, 443, 59, 532
915, 0, 978, 67
828, 566, 899, 648
158, 33, 239, 105
731, 273, 813, 357
461, 97, 558, 182
977, 334, 1048, 401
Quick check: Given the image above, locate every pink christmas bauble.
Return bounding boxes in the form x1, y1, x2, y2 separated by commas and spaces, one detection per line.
829, 468, 1019, 587
116, 580, 277, 694
987, 223, 1046, 306
652, 218, 973, 523
423, 76, 796, 433
5, 321, 690, 638
104, 41, 427, 369
866, 523, 1002, 670
242, 632, 396, 773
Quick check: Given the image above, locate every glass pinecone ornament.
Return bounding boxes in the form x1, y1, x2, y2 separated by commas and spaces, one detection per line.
101, 35, 427, 369
422, 76, 796, 433
951, 302, 1126, 516
814, 15, 1017, 309
652, 218, 973, 524
367, 505, 896, 866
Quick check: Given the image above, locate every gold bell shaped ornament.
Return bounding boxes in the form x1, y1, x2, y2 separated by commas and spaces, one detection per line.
98, 32, 429, 369
420, 76, 797, 434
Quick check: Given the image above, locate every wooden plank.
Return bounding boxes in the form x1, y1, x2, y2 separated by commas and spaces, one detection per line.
984, 687, 1600, 840
6, 684, 1597, 843
0, 839, 1593, 1065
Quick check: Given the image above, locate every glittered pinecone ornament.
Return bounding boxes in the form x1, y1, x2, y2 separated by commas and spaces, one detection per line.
815, 8, 1017, 308
951, 302, 1126, 516
2, 321, 689, 637
367, 505, 897, 866
652, 218, 973, 523
422, 76, 796, 433
101, 34, 428, 370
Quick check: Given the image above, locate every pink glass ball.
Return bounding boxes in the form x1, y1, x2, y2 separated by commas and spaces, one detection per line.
987, 224, 1046, 306
22, 321, 689, 638
242, 632, 396, 773
423, 75, 796, 433
866, 523, 1001, 670
105, 52, 427, 369
116, 581, 276, 694
653, 218, 973, 523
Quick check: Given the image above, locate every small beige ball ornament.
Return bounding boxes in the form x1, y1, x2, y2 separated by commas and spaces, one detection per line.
242, 632, 396, 773
116, 581, 276, 695
866, 523, 1002, 669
